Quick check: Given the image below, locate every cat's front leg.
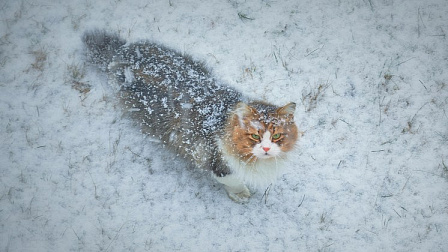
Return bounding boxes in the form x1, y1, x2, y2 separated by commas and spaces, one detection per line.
214, 174, 251, 203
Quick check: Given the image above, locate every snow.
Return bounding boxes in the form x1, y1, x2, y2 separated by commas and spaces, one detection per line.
1, 0, 447, 251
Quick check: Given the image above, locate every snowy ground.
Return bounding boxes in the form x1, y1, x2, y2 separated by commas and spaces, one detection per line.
1, 0, 448, 251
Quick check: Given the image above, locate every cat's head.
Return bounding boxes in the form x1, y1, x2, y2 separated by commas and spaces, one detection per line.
226, 101, 299, 163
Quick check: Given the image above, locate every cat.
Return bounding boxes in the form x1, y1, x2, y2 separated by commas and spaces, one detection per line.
82, 30, 299, 202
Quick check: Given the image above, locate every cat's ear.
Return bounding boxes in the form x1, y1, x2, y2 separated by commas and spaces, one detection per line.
233, 102, 257, 128
277, 102, 296, 116
234, 102, 257, 117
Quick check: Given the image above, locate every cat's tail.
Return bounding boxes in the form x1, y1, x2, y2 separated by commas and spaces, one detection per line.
82, 29, 126, 70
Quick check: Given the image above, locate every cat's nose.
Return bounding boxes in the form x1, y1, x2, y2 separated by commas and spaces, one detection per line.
262, 146, 270, 152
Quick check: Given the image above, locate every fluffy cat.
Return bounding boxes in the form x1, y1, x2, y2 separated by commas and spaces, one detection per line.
82, 30, 299, 202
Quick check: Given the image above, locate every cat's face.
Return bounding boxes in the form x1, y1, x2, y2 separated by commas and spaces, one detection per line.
227, 102, 299, 163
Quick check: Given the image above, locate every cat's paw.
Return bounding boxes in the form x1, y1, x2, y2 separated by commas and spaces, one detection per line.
225, 185, 251, 203
214, 174, 251, 203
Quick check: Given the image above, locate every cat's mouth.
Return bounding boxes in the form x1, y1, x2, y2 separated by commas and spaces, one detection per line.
256, 153, 274, 160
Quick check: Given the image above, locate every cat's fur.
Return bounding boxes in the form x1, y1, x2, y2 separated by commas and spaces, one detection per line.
83, 30, 299, 202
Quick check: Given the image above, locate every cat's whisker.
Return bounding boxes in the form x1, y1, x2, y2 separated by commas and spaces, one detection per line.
247, 155, 257, 163
273, 156, 284, 172
274, 154, 287, 162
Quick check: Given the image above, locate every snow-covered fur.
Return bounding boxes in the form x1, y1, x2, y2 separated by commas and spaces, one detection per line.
83, 30, 299, 202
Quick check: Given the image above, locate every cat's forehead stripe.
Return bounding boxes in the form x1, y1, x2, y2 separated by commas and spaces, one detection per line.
256, 114, 289, 126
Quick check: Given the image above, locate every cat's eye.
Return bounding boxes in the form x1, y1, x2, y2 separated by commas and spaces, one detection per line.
272, 133, 281, 139
272, 133, 282, 141
251, 134, 260, 140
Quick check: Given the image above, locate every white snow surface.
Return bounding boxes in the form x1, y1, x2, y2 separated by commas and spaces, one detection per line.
1, 0, 448, 251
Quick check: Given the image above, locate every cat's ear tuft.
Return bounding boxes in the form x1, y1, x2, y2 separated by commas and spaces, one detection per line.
277, 102, 296, 116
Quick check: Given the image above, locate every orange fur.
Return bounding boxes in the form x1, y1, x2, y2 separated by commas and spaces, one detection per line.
223, 102, 299, 163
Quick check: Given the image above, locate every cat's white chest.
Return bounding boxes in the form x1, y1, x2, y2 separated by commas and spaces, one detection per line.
217, 138, 285, 188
